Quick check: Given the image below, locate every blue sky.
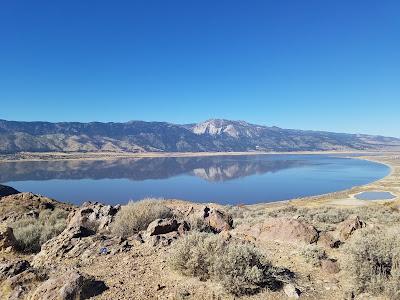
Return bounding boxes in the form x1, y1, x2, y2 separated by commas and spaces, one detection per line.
0, 1, 399, 137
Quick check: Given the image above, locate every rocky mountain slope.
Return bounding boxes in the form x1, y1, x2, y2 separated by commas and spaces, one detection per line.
1, 119, 399, 154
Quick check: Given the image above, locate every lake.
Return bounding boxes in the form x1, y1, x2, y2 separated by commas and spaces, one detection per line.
0, 155, 389, 205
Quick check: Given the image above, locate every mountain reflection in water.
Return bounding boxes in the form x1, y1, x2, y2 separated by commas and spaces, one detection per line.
0, 156, 305, 182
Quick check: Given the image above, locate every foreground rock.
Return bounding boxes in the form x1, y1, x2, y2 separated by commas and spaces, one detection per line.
0, 267, 46, 300
33, 225, 134, 268
283, 283, 300, 298
317, 232, 341, 248
336, 215, 366, 240
236, 217, 319, 245
30, 269, 107, 300
0, 192, 73, 223
146, 218, 190, 246
203, 207, 233, 233
0, 260, 30, 280
0, 224, 17, 252
67, 201, 120, 234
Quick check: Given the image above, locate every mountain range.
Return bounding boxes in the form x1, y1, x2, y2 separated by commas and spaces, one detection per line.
0, 119, 399, 154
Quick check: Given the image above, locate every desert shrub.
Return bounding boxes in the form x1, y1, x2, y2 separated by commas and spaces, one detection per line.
299, 244, 327, 267
12, 209, 68, 253
170, 232, 224, 280
343, 227, 400, 298
186, 214, 213, 233
112, 198, 173, 237
170, 232, 284, 296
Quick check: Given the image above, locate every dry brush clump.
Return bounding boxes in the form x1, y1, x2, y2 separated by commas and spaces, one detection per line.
299, 244, 327, 267
170, 232, 290, 296
111, 198, 174, 237
11, 208, 68, 253
343, 227, 400, 298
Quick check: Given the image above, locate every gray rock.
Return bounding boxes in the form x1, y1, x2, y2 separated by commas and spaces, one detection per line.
283, 283, 300, 298
0, 260, 30, 280
67, 201, 120, 233
203, 207, 233, 233
0, 224, 17, 251
336, 215, 366, 240
30, 269, 107, 300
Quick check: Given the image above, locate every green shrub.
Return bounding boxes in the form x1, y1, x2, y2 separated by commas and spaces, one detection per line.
112, 198, 173, 237
343, 227, 400, 298
12, 209, 68, 253
170, 232, 284, 296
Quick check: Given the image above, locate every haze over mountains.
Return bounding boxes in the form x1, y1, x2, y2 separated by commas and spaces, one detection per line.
0, 119, 399, 154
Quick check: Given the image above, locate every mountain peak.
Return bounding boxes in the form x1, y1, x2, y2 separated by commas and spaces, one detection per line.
191, 119, 263, 138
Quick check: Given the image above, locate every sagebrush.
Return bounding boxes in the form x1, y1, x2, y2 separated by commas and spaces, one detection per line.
112, 198, 173, 237
170, 232, 285, 296
343, 227, 400, 298
12, 209, 68, 253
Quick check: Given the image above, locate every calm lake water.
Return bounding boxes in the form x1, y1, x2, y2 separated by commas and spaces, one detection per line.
0, 155, 389, 205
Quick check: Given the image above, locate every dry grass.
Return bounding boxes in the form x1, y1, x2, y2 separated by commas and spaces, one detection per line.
11, 209, 68, 253
111, 198, 173, 237
343, 227, 400, 298
170, 232, 289, 296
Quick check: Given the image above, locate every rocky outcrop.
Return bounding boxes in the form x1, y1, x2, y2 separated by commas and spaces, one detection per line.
32, 202, 125, 267
336, 215, 366, 240
0, 260, 30, 280
0, 268, 46, 300
29, 269, 107, 300
32, 226, 134, 267
0, 192, 72, 223
147, 218, 189, 236
317, 232, 341, 248
236, 217, 319, 245
67, 201, 120, 234
203, 207, 233, 233
146, 218, 190, 246
0, 224, 17, 252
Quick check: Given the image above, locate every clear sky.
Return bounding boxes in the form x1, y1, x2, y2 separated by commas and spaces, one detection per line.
0, 1, 399, 137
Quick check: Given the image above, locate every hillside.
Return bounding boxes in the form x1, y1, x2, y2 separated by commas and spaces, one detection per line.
0, 119, 399, 154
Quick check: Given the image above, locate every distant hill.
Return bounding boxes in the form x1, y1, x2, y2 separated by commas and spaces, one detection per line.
0, 184, 19, 197
0, 119, 399, 154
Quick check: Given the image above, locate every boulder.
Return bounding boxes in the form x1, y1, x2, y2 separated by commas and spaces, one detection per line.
0, 260, 30, 280
283, 283, 300, 298
236, 217, 318, 245
0, 224, 17, 251
147, 219, 179, 236
0, 268, 45, 300
32, 226, 133, 267
321, 259, 340, 274
203, 207, 233, 233
67, 201, 120, 233
336, 215, 366, 240
29, 269, 107, 300
317, 232, 341, 248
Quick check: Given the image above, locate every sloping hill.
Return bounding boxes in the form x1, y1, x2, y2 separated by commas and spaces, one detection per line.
0, 119, 399, 154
